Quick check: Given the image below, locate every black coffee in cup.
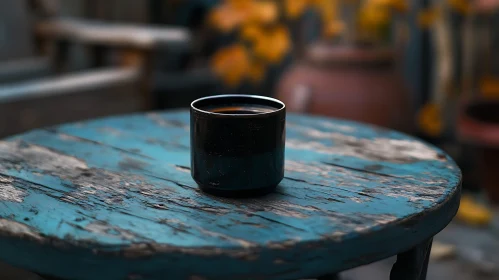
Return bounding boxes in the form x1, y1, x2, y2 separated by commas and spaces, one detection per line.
190, 95, 286, 197
206, 104, 276, 115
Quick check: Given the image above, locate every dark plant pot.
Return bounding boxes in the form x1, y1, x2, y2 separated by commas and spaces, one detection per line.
458, 98, 499, 203
276, 42, 413, 133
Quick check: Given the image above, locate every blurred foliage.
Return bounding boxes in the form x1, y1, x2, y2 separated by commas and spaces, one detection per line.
417, 7, 442, 28
480, 76, 499, 99
207, 0, 409, 87
418, 103, 444, 138
457, 194, 493, 226
206, 0, 499, 138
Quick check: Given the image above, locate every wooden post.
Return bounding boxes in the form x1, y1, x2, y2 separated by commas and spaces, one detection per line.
53, 39, 70, 73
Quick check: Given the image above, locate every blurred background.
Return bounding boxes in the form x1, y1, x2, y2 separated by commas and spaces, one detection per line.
1, 0, 499, 279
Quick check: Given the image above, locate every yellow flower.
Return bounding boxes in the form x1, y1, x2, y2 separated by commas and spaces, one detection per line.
208, 4, 249, 32
368, 0, 408, 11
211, 44, 251, 87
248, 1, 278, 24
285, 0, 309, 19
448, 0, 471, 14
248, 61, 266, 84
479, 76, 499, 98
307, 0, 323, 5
368, 0, 393, 5
240, 24, 264, 42
417, 102, 443, 137
209, 0, 274, 33
313, 0, 340, 23
226, 0, 253, 9
357, 3, 391, 42
457, 195, 492, 227
359, 3, 391, 27
253, 25, 291, 63
270, 26, 291, 62
323, 20, 346, 38
389, 0, 409, 12
418, 8, 441, 28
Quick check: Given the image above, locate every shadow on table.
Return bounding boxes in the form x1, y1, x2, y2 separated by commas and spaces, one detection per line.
0, 261, 44, 280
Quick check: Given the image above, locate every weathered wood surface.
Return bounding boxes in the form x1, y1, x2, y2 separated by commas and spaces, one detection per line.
0, 67, 139, 102
0, 111, 461, 280
0, 57, 52, 84
35, 18, 192, 51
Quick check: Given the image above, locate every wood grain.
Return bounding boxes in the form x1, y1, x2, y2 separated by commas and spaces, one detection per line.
35, 18, 191, 51
0, 111, 461, 280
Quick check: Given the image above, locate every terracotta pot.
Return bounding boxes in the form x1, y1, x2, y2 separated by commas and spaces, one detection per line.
276, 43, 413, 132
458, 98, 499, 203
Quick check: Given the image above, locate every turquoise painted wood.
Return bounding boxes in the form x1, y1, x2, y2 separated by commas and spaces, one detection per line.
0, 111, 461, 280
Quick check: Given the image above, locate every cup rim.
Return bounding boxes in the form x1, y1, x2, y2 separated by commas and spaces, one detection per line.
191, 94, 286, 117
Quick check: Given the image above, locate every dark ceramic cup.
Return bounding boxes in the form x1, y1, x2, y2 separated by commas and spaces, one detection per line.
190, 94, 286, 197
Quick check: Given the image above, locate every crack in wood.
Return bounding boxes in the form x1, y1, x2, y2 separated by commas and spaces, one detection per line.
46, 129, 153, 160
0, 111, 461, 280
320, 161, 406, 180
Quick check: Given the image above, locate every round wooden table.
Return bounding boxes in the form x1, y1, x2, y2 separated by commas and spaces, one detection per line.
0, 111, 461, 280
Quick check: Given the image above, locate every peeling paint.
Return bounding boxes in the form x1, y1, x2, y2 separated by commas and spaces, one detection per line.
174, 165, 191, 173
0, 140, 173, 209
84, 222, 148, 241
0, 175, 25, 203
287, 125, 444, 163
0, 140, 88, 172
98, 127, 123, 136
0, 111, 461, 280
318, 121, 357, 132
0, 219, 42, 241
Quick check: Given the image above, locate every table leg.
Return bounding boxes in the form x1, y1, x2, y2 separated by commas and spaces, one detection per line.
38, 239, 432, 280
390, 238, 433, 280
39, 273, 65, 280
41, 277, 62, 280
317, 273, 340, 280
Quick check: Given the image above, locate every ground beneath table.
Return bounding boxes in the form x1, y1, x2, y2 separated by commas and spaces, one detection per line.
340, 217, 499, 280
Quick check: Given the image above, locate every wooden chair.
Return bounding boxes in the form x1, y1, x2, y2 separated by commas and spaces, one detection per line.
77, 0, 220, 109
0, 0, 192, 137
